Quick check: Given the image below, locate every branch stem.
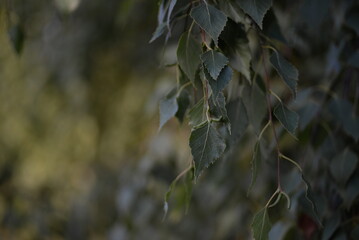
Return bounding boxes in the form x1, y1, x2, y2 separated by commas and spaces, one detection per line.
265, 188, 280, 208
260, 42, 282, 190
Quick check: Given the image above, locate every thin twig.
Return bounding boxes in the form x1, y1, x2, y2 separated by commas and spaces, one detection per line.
259, 38, 282, 190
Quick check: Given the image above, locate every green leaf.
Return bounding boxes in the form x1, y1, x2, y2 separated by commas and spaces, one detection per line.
177, 31, 202, 84
329, 98, 359, 141
190, 2, 227, 46
227, 98, 249, 141
231, 42, 252, 81
218, 0, 246, 24
177, 66, 190, 86
189, 121, 226, 179
238, 0, 272, 29
262, 10, 287, 44
219, 19, 247, 54
330, 149, 358, 186
205, 66, 233, 99
344, 176, 359, 209
219, 19, 252, 81
159, 90, 178, 130
248, 141, 262, 194
209, 92, 228, 121
201, 50, 229, 80
302, 175, 322, 226
270, 51, 299, 98
175, 90, 190, 123
242, 81, 267, 135
163, 166, 193, 220
322, 213, 340, 240
163, 177, 176, 220
297, 103, 319, 130
188, 98, 206, 127
251, 208, 271, 240
208, 93, 231, 133
273, 103, 299, 136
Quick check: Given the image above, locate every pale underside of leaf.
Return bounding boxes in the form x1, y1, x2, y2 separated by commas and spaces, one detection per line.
158, 0, 169, 23
159, 91, 178, 130
150, 23, 167, 43
150, 0, 177, 43
166, 0, 177, 30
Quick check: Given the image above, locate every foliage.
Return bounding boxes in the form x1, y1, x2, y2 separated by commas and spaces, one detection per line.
0, 0, 358, 239
152, 0, 359, 239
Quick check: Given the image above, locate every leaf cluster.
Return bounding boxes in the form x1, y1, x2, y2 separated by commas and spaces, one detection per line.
152, 0, 359, 239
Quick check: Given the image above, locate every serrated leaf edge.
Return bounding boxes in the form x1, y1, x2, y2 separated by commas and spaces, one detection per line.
201, 50, 229, 80
238, 0, 272, 29
190, 2, 228, 45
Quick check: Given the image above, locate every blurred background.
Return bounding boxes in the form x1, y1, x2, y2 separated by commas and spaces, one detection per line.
0, 0, 176, 239
0, 0, 358, 240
